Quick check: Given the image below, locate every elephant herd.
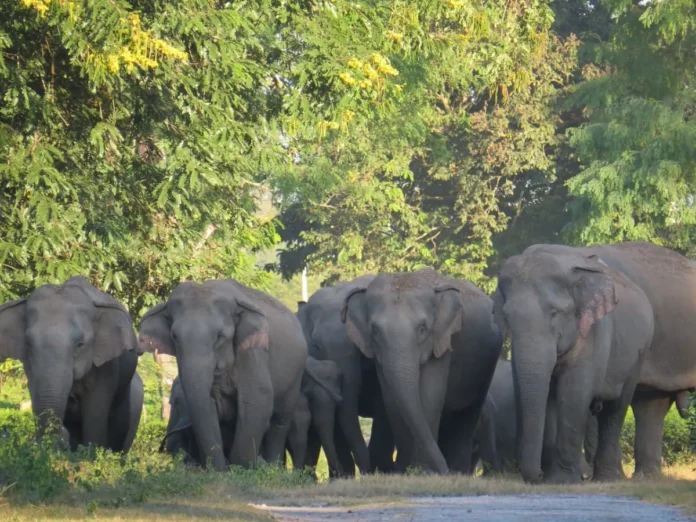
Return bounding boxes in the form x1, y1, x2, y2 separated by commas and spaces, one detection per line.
0, 241, 695, 485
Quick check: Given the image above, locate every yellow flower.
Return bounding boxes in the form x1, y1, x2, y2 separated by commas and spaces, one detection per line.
347, 58, 363, 69
359, 79, 372, 90
362, 63, 379, 80
21, 0, 50, 15
106, 54, 120, 73
394, 84, 404, 92
341, 110, 356, 122
447, 0, 466, 8
370, 53, 399, 77
339, 72, 357, 86
386, 31, 404, 42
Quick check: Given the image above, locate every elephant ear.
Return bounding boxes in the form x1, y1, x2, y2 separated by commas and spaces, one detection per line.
234, 297, 269, 352
492, 287, 507, 340
573, 263, 618, 339
139, 303, 175, 356
432, 284, 463, 358
341, 287, 371, 358
68, 277, 138, 367
0, 298, 27, 363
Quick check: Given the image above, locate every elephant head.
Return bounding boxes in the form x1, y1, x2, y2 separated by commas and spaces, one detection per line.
138, 280, 269, 472
341, 269, 463, 473
493, 251, 618, 483
0, 276, 136, 435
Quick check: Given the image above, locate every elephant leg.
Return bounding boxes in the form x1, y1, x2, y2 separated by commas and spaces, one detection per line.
109, 374, 143, 453
287, 401, 310, 471
81, 381, 116, 450
333, 427, 356, 478
229, 363, 274, 467
336, 365, 370, 474
263, 400, 297, 465
545, 364, 594, 484
479, 412, 500, 474
442, 408, 478, 474
303, 425, 321, 472
593, 360, 640, 482
368, 394, 395, 473
541, 389, 558, 476
584, 414, 598, 468
632, 389, 672, 477
313, 402, 343, 477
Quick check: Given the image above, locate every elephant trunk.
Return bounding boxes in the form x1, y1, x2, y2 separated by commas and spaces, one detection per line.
178, 358, 226, 471
380, 354, 447, 473
512, 336, 554, 484
31, 365, 72, 439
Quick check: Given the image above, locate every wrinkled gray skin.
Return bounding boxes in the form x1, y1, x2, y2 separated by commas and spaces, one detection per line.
495, 246, 658, 484
139, 280, 307, 471
509, 242, 696, 478
0, 276, 142, 452
287, 357, 344, 477
343, 269, 501, 474
298, 275, 394, 476
472, 358, 595, 478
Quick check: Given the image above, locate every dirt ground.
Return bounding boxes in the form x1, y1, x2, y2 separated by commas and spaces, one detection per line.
259, 494, 696, 521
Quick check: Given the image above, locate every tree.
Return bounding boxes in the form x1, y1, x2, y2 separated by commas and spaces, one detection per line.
275, 1, 579, 290
564, 0, 696, 255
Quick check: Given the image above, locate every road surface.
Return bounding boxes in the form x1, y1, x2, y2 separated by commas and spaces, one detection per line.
260, 494, 695, 521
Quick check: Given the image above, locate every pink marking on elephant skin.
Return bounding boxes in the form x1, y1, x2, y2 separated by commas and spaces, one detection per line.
237, 331, 269, 351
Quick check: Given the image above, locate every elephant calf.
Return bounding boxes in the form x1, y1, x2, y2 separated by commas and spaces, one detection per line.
0, 276, 143, 452
287, 356, 344, 477
494, 248, 654, 483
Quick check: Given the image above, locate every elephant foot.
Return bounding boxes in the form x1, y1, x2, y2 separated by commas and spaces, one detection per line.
592, 468, 625, 482
543, 469, 583, 485
632, 467, 662, 480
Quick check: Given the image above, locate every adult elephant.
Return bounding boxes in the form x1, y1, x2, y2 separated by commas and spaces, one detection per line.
0, 276, 142, 452
139, 280, 307, 471
342, 268, 501, 474
298, 275, 392, 476
494, 244, 666, 483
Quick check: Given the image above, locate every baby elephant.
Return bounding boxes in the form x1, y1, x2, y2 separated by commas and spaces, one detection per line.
287, 357, 344, 477
160, 377, 233, 466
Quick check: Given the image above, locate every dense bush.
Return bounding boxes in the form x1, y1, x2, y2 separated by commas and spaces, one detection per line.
0, 410, 312, 505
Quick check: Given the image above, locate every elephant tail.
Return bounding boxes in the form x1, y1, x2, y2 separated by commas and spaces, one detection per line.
158, 422, 194, 453
303, 365, 343, 404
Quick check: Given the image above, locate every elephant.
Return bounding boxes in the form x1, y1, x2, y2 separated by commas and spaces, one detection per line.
138, 279, 307, 471
287, 356, 344, 477
0, 276, 142, 452
508, 242, 696, 478
494, 245, 658, 483
342, 268, 502, 474
298, 275, 395, 476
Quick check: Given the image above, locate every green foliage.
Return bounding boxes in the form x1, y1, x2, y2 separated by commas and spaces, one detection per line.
564, 1, 696, 253
620, 402, 695, 466
275, 1, 579, 289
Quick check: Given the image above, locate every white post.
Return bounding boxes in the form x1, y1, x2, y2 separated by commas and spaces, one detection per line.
301, 267, 308, 302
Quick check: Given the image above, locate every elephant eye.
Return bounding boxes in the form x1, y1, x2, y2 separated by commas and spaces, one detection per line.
550, 309, 559, 319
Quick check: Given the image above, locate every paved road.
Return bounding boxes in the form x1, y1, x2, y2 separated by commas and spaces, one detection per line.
262, 495, 695, 521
